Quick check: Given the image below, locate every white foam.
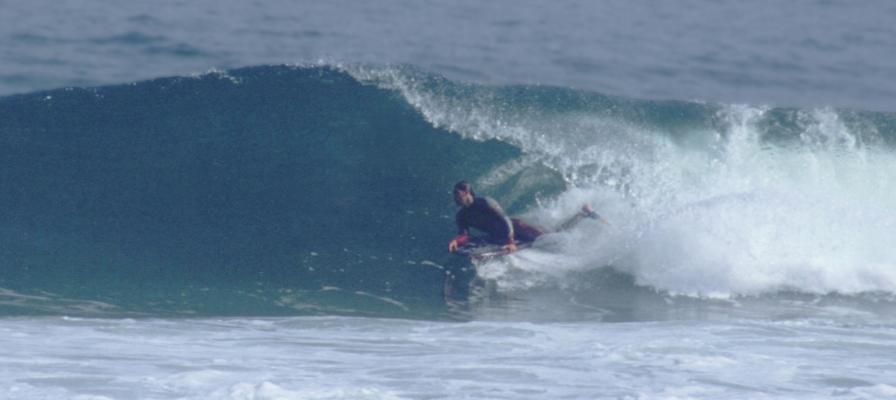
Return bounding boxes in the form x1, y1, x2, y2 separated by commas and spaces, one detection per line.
228, 382, 404, 400
4, 316, 892, 399
345, 67, 896, 297
564, 106, 896, 297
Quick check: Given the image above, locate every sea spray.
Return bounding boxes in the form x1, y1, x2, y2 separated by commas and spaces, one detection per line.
348, 66, 896, 297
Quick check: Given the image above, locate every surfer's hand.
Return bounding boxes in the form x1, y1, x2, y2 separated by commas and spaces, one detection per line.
448, 239, 459, 252
503, 242, 518, 253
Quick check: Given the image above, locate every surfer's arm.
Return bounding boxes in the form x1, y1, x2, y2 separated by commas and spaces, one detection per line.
449, 213, 470, 252
448, 234, 469, 252
502, 241, 518, 252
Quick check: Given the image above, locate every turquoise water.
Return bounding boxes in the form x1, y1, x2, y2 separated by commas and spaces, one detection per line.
3, 1, 896, 398
3, 65, 894, 319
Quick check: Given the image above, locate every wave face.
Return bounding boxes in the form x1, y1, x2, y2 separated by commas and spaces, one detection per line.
2, 65, 895, 318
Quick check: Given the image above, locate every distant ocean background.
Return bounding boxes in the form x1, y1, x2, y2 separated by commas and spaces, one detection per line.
2, 1, 896, 399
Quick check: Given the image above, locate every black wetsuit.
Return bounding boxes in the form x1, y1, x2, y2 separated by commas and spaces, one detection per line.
456, 197, 543, 245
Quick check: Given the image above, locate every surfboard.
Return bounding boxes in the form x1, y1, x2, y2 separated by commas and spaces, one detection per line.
454, 241, 533, 261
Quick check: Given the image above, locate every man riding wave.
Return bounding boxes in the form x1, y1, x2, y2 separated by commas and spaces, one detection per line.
448, 181, 603, 254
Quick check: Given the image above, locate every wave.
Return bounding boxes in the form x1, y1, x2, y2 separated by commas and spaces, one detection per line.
1, 64, 895, 318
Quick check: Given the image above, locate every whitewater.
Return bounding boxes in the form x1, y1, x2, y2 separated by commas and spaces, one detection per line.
3, 1, 896, 399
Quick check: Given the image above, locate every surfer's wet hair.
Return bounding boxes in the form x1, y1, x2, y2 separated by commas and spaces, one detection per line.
453, 181, 474, 196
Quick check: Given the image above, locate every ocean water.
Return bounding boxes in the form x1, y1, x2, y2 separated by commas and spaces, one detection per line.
2, 1, 896, 399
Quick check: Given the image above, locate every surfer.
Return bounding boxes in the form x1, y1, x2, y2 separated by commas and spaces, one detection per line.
447, 181, 603, 254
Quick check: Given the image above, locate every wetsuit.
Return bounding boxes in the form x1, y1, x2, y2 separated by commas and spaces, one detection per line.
454, 196, 544, 246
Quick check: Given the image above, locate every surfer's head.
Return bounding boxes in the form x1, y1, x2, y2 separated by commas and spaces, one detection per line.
453, 181, 475, 207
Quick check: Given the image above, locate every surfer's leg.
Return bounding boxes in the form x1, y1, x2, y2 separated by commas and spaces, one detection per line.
511, 218, 545, 243
557, 204, 606, 231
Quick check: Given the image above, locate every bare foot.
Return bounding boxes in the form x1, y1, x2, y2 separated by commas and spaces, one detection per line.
581, 203, 609, 224
581, 203, 599, 219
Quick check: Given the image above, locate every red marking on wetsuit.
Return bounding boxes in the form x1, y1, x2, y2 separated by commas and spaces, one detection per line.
454, 235, 470, 246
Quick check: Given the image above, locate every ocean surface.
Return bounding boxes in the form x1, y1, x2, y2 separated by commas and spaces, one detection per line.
2, 1, 896, 399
